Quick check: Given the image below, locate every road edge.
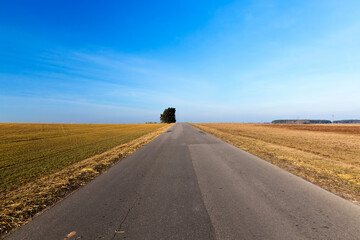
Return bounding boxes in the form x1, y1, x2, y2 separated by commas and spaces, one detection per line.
0, 124, 174, 239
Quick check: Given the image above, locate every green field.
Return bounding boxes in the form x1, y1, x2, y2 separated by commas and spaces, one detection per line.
0, 123, 166, 193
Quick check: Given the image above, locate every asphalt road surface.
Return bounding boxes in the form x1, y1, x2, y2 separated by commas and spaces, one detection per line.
6, 123, 360, 240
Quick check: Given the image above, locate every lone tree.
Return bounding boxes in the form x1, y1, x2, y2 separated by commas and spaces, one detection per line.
160, 107, 176, 123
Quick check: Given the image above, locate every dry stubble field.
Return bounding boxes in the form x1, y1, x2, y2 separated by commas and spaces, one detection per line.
191, 123, 360, 203
0, 123, 171, 236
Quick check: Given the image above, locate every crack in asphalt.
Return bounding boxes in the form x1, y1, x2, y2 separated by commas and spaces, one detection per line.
111, 194, 141, 240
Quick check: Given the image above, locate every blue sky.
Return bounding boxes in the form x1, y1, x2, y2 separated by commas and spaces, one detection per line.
1, 0, 360, 123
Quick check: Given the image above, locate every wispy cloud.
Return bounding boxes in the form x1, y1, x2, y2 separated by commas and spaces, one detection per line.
1, 48, 229, 122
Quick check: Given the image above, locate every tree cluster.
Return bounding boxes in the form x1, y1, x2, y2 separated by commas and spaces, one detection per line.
160, 107, 176, 123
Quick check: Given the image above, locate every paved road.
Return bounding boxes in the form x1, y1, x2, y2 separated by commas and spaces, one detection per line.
6, 123, 360, 239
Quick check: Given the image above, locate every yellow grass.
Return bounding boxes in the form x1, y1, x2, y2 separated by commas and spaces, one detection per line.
191, 123, 360, 203
0, 123, 172, 236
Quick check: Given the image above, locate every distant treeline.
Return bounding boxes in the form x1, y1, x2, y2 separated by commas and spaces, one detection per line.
272, 120, 331, 124
272, 119, 360, 124
334, 120, 360, 124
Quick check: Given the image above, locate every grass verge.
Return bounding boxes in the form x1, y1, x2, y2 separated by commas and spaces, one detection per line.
0, 124, 173, 237
190, 123, 360, 204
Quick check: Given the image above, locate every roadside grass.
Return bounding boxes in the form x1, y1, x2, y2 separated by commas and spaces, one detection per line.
190, 123, 360, 204
0, 123, 172, 236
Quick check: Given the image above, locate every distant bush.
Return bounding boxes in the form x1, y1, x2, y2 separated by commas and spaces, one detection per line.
160, 107, 176, 123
